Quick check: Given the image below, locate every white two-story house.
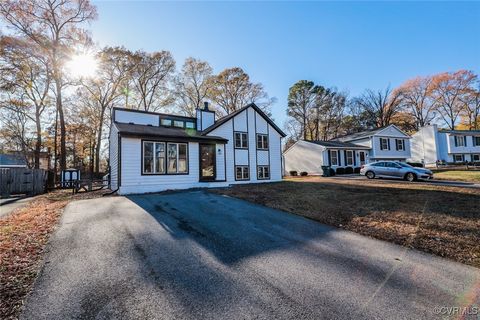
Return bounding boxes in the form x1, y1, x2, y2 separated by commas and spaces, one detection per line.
410, 125, 480, 165
284, 125, 411, 175
109, 102, 286, 194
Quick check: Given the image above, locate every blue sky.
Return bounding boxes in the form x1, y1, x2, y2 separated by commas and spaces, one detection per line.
91, 1, 480, 125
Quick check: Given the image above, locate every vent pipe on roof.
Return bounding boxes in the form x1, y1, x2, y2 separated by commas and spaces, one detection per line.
204, 101, 209, 111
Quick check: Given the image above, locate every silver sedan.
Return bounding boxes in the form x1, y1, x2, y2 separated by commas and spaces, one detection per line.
360, 161, 433, 182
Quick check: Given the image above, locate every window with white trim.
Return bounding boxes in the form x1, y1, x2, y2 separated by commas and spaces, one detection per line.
235, 166, 249, 180
257, 166, 270, 180
330, 150, 338, 166
256, 134, 269, 150
143, 141, 187, 174
473, 136, 480, 147
234, 132, 248, 149
380, 138, 390, 150
395, 139, 405, 151
454, 136, 465, 147
346, 150, 354, 166
472, 154, 480, 162
453, 154, 464, 162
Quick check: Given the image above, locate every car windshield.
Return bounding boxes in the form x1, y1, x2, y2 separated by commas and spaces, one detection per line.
397, 162, 412, 168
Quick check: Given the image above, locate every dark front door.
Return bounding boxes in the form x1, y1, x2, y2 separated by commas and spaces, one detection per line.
199, 144, 216, 181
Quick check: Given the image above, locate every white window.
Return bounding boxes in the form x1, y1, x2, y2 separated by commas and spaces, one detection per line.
161, 119, 172, 126
256, 134, 269, 150
185, 121, 195, 129
257, 166, 270, 180
453, 154, 464, 162
234, 132, 248, 149
346, 150, 354, 166
454, 136, 465, 147
330, 150, 338, 166
380, 138, 390, 150
143, 141, 187, 174
473, 154, 480, 162
395, 139, 405, 151
235, 166, 249, 180
173, 120, 184, 128
473, 136, 480, 147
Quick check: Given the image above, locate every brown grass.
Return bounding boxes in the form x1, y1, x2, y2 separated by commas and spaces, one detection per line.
211, 176, 480, 268
0, 190, 108, 320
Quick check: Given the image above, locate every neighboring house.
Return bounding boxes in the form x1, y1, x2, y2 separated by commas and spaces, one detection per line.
334, 125, 412, 162
283, 140, 370, 175
283, 124, 411, 175
0, 151, 51, 170
0, 154, 27, 168
109, 102, 286, 194
410, 124, 480, 165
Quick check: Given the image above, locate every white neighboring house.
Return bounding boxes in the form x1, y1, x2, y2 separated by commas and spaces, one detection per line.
334, 125, 412, 162
410, 124, 480, 165
283, 140, 370, 175
109, 103, 286, 195
283, 124, 411, 175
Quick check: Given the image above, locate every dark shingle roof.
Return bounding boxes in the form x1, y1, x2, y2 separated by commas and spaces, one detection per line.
201, 103, 287, 137
334, 127, 386, 142
440, 129, 480, 134
115, 122, 228, 142
308, 140, 371, 149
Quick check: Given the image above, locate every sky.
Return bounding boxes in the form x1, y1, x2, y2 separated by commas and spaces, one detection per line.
91, 1, 480, 125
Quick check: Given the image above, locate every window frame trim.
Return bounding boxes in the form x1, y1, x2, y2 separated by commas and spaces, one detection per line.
235, 165, 250, 181
345, 150, 354, 166
257, 165, 270, 180
256, 133, 269, 150
234, 131, 249, 149
141, 139, 189, 176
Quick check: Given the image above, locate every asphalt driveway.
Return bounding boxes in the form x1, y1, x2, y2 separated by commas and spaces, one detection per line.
21, 191, 480, 320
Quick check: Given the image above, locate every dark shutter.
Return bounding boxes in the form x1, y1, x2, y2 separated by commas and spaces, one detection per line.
454, 136, 458, 147
380, 138, 383, 150
344, 150, 347, 165
353, 151, 357, 166
337, 150, 341, 166
395, 139, 399, 151
464, 136, 467, 146
387, 139, 391, 150
327, 150, 331, 166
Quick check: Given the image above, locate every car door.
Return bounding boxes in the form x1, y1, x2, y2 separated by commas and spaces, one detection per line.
385, 162, 403, 178
371, 162, 387, 176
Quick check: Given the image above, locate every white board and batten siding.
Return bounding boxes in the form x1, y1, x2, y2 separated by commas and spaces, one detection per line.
207, 106, 283, 184
111, 105, 283, 194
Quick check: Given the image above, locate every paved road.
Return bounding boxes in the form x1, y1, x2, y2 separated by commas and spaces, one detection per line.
0, 196, 34, 218
21, 191, 480, 320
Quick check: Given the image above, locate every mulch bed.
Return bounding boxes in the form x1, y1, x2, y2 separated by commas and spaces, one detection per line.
0, 190, 109, 319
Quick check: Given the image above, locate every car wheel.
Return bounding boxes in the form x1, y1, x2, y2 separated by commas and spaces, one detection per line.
405, 172, 416, 182
366, 171, 375, 179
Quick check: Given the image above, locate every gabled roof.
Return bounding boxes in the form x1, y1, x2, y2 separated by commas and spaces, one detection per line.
308, 140, 371, 149
202, 103, 287, 137
335, 124, 409, 142
440, 129, 480, 134
115, 122, 228, 143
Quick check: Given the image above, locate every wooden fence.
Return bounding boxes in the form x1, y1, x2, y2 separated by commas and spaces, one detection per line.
0, 168, 47, 197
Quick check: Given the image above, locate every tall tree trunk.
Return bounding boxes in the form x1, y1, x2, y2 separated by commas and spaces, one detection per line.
54, 76, 67, 171
34, 110, 41, 169
94, 109, 105, 173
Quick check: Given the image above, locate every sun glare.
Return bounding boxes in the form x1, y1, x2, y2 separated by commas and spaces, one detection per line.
66, 52, 98, 78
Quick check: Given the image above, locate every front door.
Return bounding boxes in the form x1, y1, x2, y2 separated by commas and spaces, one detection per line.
359, 151, 367, 165
199, 144, 216, 181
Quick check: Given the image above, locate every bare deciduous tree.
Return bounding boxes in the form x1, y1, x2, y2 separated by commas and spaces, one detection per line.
397, 76, 436, 130
352, 86, 402, 128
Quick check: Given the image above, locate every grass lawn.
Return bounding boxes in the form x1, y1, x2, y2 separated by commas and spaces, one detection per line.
211, 176, 480, 268
432, 169, 480, 183
0, 190, 108, 319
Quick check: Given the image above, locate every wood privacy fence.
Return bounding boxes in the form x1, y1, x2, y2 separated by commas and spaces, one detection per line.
0, 168, 47, 196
